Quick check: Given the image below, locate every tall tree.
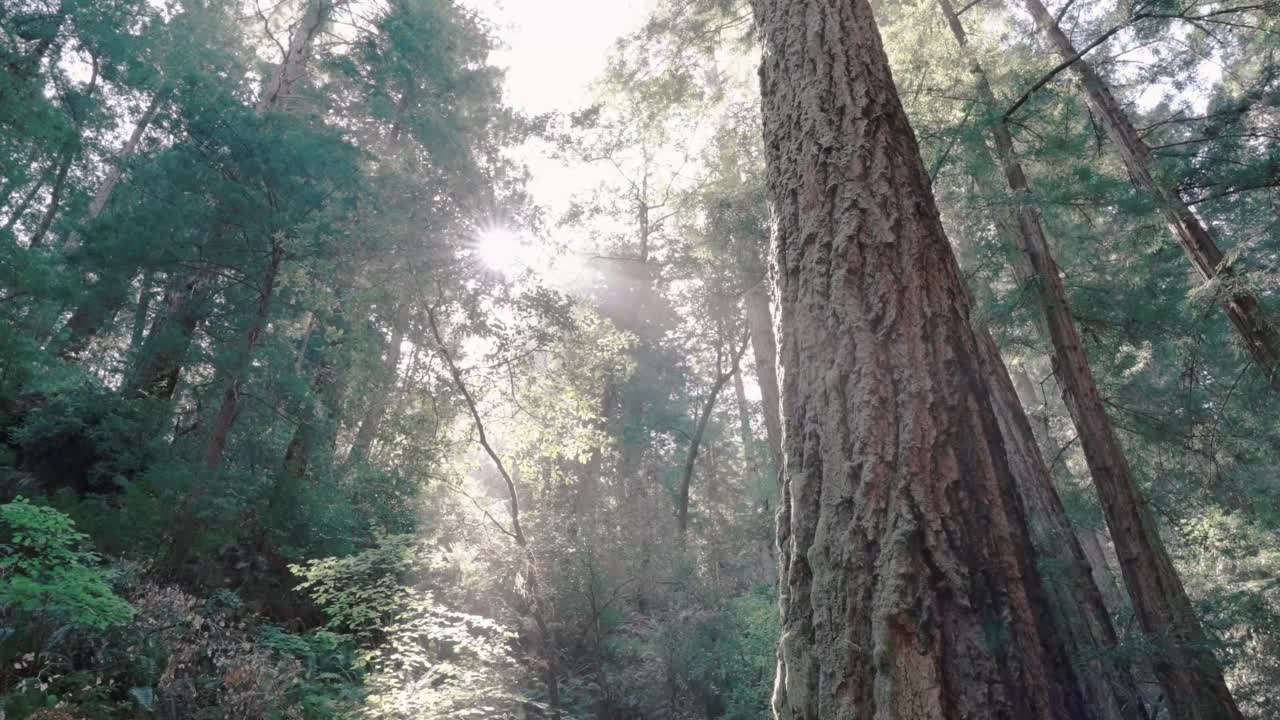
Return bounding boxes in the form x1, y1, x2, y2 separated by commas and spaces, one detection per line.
753, 0, 1090, 715
1016, 0, 1280, 377
941, 1, 1246, 716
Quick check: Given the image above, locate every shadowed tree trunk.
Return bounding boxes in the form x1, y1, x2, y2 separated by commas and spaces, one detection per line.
63, 92, 164, 254
26, 146, 73, 249
676, 332, 748, 537
346, 299, 410, 467
1019, 0, 1279, 378
165, 242, 284, 569
945, 1, 1245, 715
123, 263, 216, 400
753, 0, 1091, 716
744, 284, 781, 471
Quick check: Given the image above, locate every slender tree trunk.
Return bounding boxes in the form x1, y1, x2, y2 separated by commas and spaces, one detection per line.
1020, 0, 1279, 376
165, 243, 284, 569
256, 0, 329, 114
1, 160, 55, 235
203, 243, 283, 470
427, 306, 561, 719
27, 147, 73, 249
744, 284, 782, 471
753, 0, 1090, 716
345, 300, 409, 467
732, 363, 755, 480
272, 326, 346, 542
64, 93, 164, 254
58, 0, 324, 359
128, 270, 153, 354
574, 380, 614, 523
676, 336, 747, 537
946, 2, 1244, 716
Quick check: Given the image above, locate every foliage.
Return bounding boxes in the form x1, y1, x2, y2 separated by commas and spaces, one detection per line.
0, 497, 131, 630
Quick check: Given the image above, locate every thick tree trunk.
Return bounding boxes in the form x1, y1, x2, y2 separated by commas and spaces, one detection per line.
1020, 0, 1279, 376
753, 0, 1090, 717
945, 2, 1244, 716
744, 284, 782, 471
975, 327, 1144, 720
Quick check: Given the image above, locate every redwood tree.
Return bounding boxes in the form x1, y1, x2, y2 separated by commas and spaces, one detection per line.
753, 0, 1091, 716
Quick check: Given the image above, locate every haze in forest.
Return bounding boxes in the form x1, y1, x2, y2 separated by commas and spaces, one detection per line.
1, 0, 1278, 719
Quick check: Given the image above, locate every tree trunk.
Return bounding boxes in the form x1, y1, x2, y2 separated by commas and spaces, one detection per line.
256, 0, 329, 114
945, 2, 1244, 716
64, 93, 164, 254
732, 362, 756, 480
272, 325, 346, 543
203, 243, 283, 470
165, 243, 284, 570
1020, 0, 1279, 377
675, 337, 746, 537
975, 326, 1144, 720
25, 147, 72, 249
753, 0, 1090, 716
128, 270, 153, 353
345, 300, 409, 467
124, 264, 215, 400
1, 160, 55, 234
744, 284, 782, 472
58, 1, 324, 359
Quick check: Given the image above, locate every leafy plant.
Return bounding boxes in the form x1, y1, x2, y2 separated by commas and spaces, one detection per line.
0, 497, 132, 630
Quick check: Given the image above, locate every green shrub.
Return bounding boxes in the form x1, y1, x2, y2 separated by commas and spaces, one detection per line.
0, 497, 132, 630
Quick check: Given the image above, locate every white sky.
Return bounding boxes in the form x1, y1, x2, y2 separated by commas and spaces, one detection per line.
467, 0, 651, 116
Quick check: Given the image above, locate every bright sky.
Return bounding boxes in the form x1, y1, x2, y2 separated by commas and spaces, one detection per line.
467, 0, 651, 116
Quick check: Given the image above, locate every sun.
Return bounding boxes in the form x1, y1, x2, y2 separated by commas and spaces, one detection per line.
474, 226, 529, 276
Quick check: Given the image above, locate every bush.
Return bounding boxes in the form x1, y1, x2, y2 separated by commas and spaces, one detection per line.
0, 497, 132, 630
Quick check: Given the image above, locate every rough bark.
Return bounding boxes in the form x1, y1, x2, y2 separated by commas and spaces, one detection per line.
947, 2, 1244, 716
1019, 0, 1279, 376
744, 284, 782, 471
753, 0, 1091, 717
975, 326, 1143, 720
